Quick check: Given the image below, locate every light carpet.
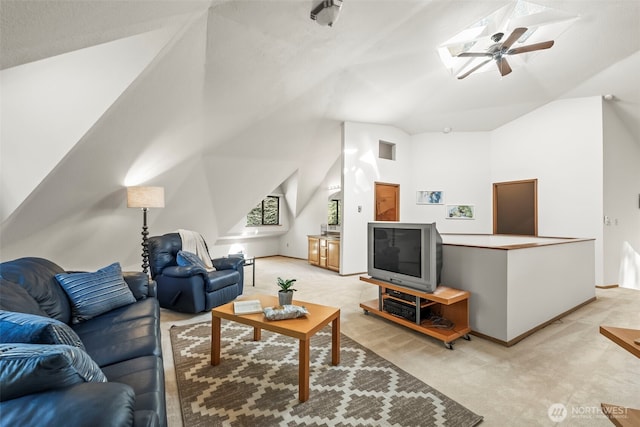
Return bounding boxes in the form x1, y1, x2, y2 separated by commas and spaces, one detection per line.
170, 321, 483, 427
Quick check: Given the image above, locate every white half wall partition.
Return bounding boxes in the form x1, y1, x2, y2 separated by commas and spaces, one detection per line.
441, 234, 596, 345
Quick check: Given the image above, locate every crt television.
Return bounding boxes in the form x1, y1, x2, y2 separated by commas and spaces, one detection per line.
367, 222, 443, 293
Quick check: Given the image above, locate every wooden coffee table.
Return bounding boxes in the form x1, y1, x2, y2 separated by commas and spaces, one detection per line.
599, 325, 640, 426
210, 294, 340, 402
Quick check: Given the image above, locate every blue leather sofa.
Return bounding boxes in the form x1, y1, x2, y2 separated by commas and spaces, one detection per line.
148, 232, 244, 313
0, 257, 166, 427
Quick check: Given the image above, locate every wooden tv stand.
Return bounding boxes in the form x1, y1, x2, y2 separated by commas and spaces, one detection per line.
359, 276, 471, 350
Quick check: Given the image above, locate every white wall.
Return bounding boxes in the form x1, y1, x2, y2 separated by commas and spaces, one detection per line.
278, 157, 342, 260
0, 10, 343, 273
208, 238, 281, 261
603, 101, 640, 288
341, 122, 411, 275
407, 132, 492, 233
341, 124, 491, 275
339, 97, 613, 284
0, 26, 179, 222
491, 97, 604, 284
0, 14, 209, 271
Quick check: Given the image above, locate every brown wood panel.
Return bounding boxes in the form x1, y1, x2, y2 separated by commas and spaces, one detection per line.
601, 403, 640, 427
307, 237, 319, 265
599, 326, 640, 426
600, 326, 640, 358
375, 182, 399, 221
327, 240, 340, 271
493, 179, 538, 235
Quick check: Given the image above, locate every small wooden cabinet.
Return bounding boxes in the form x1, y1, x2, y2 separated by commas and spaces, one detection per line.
359, 276, 471, 349
308, 235, 339, 272
319, 238, 327, 268
327, 240, 340, 272
308, 237, 320, 266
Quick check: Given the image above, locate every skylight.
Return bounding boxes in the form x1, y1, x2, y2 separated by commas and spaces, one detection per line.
437, 0, 578, 78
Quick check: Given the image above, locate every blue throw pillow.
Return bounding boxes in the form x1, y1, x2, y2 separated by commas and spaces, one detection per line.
55, 263, 136, 324
176, 251, 209, 272
0, 310, 85, 350
0, 343, 107, 401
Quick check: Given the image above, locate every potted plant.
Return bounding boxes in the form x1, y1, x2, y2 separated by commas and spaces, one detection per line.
277, 277, 297, 306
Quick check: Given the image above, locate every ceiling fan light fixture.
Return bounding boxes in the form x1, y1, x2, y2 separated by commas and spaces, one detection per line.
310, 0, 343, 27
455, 27, 554, 79
439, 0, 577, 78
518, 27, 537, 43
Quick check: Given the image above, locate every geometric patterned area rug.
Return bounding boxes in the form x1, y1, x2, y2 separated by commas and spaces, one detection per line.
170, 321, 483, 427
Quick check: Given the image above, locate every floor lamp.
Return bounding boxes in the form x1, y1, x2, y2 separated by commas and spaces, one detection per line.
127, 186, 165, 275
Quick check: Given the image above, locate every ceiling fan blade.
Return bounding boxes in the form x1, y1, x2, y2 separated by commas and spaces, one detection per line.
457, 58, 493, 79
507, 40, 554, 55
458, 52, 493, 58
501, 27, 528, 50
496, 58, 512, 76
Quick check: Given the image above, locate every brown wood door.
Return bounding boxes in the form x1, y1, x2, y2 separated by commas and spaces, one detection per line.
493, 179, 538, 235
375, 182, 400, 221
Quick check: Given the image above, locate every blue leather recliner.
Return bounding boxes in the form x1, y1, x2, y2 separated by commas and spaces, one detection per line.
147, 232, 244, 313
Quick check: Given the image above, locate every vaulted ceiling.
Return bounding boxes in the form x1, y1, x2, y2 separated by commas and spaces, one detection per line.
1, 0, 638, 266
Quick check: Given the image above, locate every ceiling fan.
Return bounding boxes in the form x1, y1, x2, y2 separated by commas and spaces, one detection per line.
456, 27, 554, 79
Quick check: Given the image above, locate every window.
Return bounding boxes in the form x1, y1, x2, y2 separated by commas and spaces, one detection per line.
247, 196, 280, 226
328, 199, 341, 225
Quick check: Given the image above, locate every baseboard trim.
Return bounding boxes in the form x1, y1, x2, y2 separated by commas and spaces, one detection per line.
342, 272, 367, 277
596, 284, 619, 289
468, 331, 509, 346
470, 296, 598, 347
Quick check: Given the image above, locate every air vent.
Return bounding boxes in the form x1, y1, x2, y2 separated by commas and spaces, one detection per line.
379, 140, 396, 161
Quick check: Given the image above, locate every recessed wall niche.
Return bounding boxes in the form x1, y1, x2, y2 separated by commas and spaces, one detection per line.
379, 140, 396, 160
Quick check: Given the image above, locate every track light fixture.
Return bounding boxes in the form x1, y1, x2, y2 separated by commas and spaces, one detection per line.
310, 0, 343, 27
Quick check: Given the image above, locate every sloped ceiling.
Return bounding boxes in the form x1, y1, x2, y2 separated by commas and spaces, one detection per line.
0, 25, 182, 220
0, 0, 639, 268
0, 0, 214, 69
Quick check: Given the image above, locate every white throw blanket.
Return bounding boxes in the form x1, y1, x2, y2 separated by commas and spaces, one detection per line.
177, 229, 214, 270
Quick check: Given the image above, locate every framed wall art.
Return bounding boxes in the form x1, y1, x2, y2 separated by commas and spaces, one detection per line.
446, 204, 475, 219
416, 191, 444, 205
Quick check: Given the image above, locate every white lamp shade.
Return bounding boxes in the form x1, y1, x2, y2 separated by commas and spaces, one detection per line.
127, 186, 165, 208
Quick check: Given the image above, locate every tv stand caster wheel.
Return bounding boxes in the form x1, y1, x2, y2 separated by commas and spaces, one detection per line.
444, 342, 454, 350
463, 334, 471, 341
363, 310, 369, 315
